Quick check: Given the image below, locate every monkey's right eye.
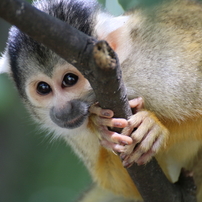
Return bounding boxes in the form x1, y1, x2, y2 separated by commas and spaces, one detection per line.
36, 82, 52, 95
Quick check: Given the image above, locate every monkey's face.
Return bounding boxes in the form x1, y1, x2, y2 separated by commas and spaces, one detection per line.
25, 63, 95, 132
0, 26, 96, 136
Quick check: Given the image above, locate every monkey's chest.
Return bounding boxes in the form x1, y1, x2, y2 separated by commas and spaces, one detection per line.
93, 147, 141, 200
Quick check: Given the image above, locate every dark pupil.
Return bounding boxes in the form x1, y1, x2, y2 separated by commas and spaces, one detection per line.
62, 73, 78, 87
37, 82, 51, 95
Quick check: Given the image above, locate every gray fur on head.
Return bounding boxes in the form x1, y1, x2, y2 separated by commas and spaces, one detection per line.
6, 0, 102, 98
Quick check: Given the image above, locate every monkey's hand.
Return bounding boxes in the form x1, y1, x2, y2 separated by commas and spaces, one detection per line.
89, 97, 169, 167
89, 102, 133, 152
120, 105, 169, 167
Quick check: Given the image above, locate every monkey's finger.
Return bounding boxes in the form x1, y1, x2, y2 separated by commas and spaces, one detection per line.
122, 141, 153, 167
122, 149, 154, 167
123, 141, 157, 166
120, 144, 135, 158
135, 132, 166, 165
95, 116, 128, 128
122, 150, 143, 168
123, 128, 167, 165
129, 97, 144, 110
89, 105, 114, 118
99, 127, 133, 145
100, 139, 126, 153
121, 116, 142, 137
122, 111, 153, 137
134, 124, 168, 157
110, 133, 133, 145
136, 125, 162, 153
136, 149, 155, 165
129, 118, 154, 144
120, 128, 158, 164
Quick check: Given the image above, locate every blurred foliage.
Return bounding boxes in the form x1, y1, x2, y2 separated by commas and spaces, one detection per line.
98, 0, 124, 15
118, 0, 139, 11
0, 0, 153, 202
98, 0, 105, 6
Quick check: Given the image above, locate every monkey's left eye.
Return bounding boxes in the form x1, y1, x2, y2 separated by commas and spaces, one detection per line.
62, 73, 78, 87
36, 82, 52, 95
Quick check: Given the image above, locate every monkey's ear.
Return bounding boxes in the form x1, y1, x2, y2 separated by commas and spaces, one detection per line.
96, 15, 129, 51
0, 51, 11, 74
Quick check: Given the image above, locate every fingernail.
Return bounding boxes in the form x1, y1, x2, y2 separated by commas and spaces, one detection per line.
102, 111, 111, 117
123, 161, 133, 168
137, 161, 145, 166
120, 154, 126, 161
119, 141, 128, 145
114, 122, 123, 127
111, 149, 118, 155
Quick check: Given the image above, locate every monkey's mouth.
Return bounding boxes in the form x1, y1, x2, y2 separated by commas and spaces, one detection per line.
63, 113, 88, 129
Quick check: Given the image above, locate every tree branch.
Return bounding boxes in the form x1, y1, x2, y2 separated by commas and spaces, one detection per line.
0, 0, 196, 201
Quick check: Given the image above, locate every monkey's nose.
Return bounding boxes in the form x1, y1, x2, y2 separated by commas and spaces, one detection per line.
49, 99, 89, 129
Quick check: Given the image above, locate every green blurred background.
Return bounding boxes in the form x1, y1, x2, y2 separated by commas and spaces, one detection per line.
0, 0, 137, 202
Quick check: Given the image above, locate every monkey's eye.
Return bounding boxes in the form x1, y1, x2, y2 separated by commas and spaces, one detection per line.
37, 82, 52, 95
62, 73, 78, 87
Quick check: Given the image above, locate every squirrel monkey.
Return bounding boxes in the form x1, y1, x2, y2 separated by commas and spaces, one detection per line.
1, 0, 202, 201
